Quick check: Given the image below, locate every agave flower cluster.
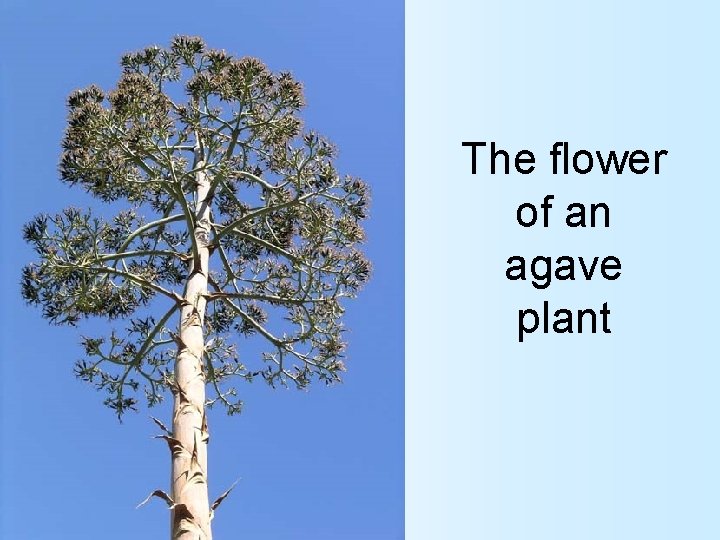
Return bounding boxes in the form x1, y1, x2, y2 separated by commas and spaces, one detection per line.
22, 36, 370, 417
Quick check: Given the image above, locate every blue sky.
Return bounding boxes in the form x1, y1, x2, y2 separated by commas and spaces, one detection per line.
0, 1, 403, 538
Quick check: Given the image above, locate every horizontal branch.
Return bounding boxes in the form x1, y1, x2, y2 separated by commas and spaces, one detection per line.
97, 249, 189, 263
117, 214, 185, 254
211, 191, 312, 242
57, 263, 181, 303
205, 291, 341, 306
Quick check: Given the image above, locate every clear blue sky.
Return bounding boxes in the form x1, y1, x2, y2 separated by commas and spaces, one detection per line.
0, 1, 403, 538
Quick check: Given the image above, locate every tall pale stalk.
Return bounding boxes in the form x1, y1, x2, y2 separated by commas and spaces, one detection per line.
171, 144, 212, 539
